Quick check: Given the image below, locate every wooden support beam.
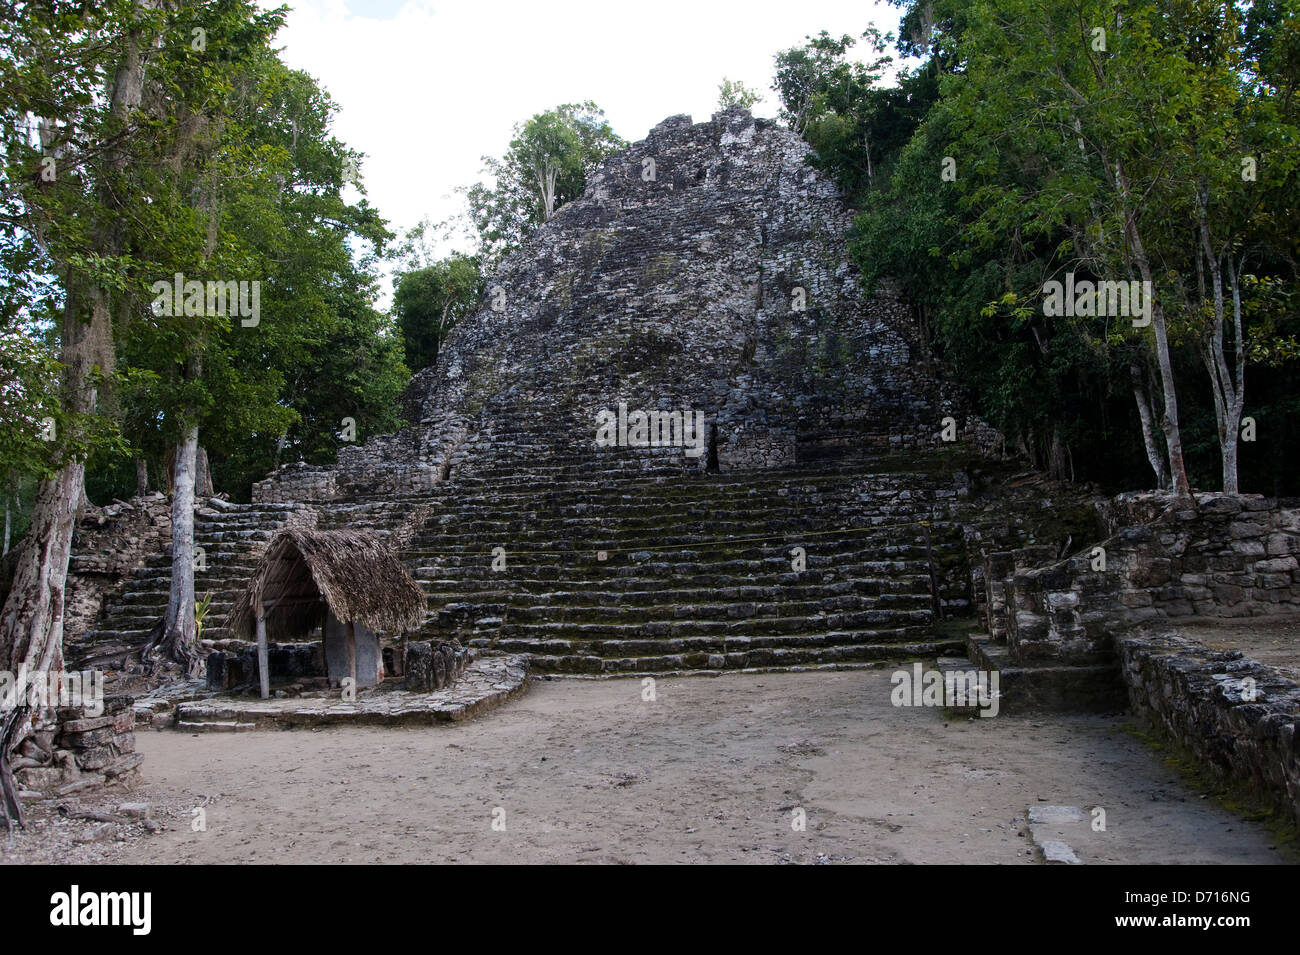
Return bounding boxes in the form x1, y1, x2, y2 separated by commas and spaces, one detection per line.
347, 622, 358, 695
256, 613, 270, 700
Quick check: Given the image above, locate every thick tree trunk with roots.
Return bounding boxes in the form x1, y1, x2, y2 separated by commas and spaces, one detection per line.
0, 283, 108, 829
143, 424, 199, 675
0, 4, 150, 826
0, 706, 28, 830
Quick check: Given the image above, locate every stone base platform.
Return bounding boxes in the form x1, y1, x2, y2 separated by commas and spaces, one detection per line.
1119, 626, 1300, 828
167, 655, 528, 732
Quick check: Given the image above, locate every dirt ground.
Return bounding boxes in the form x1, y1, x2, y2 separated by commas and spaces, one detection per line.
1178, 614, 1300, 682
6, 667, 1289, 865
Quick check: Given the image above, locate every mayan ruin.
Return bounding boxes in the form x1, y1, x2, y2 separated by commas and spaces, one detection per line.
0, 0, 1296, 918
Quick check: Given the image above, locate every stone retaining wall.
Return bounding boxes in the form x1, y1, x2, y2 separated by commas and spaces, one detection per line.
1120, 627, 1300, 828
986, 493, 1300, 668
403, 640, 471, 691
205, 639, 474, 695
16, 695, 142, 796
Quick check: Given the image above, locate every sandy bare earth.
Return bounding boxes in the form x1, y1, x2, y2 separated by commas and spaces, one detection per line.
1177, 615, 1300, 682
14, 668, 1294, 865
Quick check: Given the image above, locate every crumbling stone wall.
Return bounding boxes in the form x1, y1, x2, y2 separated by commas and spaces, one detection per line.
15, 695, 142, 797
987, 493, 1300, 667
64, 493, 172, 643
1120, 626, 1300, 827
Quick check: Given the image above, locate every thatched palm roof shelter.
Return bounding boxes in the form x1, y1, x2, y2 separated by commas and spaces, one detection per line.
228, 528, 426, 697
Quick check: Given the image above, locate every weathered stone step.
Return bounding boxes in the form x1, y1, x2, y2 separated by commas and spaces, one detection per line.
80, 625, 233, 643
519, 637, 966, 674
492, 610, 932, 641
451, 592, 932, 621
175, 719, 257, 733
104, 610, 234, 634
413, 558, 935, 583
420, 485, 957, 513
410, 514, 961, 537
477, 626, 934, 656
416, 577, 933, 603
413, 487, 956, 511
402, 544, 943, 568
439, 460, 955, 487
410, 530, 949, 553
128, 565, 257, 583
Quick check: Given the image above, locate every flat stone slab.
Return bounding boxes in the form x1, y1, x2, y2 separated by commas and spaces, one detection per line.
1039, 840, 1082, 865
173, 656, 528, 730
1026, 803, 1110, 864
1028, 805, 1087, 825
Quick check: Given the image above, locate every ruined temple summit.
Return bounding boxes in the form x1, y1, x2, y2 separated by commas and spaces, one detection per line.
72, 108, 1087, 680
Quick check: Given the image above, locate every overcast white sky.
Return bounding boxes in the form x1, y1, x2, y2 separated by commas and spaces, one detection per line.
262, 0, 902, 293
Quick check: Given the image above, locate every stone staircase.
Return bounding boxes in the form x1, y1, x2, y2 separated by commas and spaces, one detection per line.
71, 502, 307, 670
70, 440, 1091, 684
401, 444, 982, 676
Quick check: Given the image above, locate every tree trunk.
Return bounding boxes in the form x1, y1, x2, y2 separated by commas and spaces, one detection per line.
537, 164, 558, 219
0, 281, 109, 829
2, 493, 10, 558
144, 424, 199, 674
1196, 192, 1247, 495
1047, 429, 1069, 481
135, 457, 148, 497
195, 445, 214, 498
1130, 362, 1170, 490
0, 708, 27, 832
0, 5, 148, 826
1142, 287, 1190, 497
1116, 160, 1191, 496
1223, 261, 1246, 494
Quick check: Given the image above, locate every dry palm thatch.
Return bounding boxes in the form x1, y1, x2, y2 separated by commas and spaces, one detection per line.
228, 528, 426, 641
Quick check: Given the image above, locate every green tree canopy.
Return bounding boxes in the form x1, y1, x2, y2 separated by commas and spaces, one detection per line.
393, 255, 482, 373
465, 102, 625, 265
717, 78, 762, 111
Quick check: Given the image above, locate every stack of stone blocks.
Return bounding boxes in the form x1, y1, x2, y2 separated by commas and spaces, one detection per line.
16, 695, 142, 796
986, 494, 1300, 667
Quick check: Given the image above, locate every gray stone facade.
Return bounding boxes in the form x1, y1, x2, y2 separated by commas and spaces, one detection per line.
987, 493, 1300, 668
254, 108, 997, 503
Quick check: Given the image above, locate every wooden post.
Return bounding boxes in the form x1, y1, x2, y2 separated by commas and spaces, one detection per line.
347, 622, 358, 694
256, 611, 270, 700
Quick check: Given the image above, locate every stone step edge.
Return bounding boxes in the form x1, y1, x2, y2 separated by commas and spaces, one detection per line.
532, 659, 938, 681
